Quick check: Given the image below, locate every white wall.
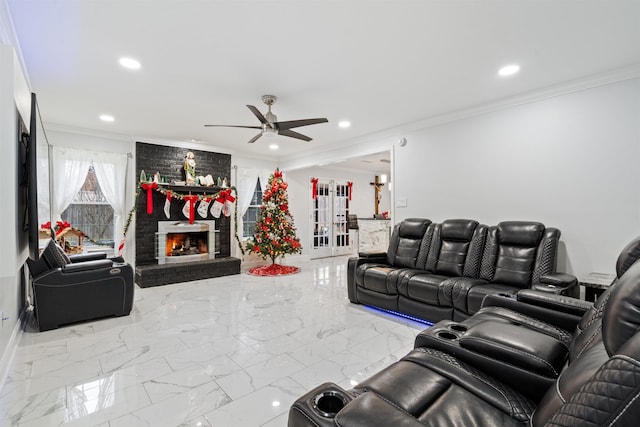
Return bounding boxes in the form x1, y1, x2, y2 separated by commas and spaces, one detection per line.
285, 165, 391, 255
394, 78, 640, 278
0, 44, 31, 388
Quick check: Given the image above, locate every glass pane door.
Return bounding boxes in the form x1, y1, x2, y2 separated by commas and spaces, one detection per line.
333, 182, 351, 256
310, 179, 352, 259
311, 180, 332, 258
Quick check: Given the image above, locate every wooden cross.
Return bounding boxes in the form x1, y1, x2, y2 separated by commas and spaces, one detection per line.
369, 175, 385, 215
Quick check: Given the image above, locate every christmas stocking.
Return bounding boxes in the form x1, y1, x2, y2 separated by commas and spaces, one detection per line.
210, 195, 224, 218
182, 200, 190, 219
164, 191, 172, 218
182, 196, 198, 224
197, 198, 211, 218
224, 197, 234, 217
222, 189, 236, 217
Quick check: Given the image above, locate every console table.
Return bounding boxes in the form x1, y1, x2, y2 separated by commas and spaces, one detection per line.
580, 272, 616, 302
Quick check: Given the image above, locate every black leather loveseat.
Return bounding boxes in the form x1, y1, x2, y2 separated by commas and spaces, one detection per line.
289, 236, 640, 426
348, 218, 577, 323
26, 239, 135, 331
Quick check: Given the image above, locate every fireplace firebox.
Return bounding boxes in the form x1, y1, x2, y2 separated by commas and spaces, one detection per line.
156, 220, 217, 264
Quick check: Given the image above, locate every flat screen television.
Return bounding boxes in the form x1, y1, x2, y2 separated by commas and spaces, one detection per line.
26, 93, 52, 259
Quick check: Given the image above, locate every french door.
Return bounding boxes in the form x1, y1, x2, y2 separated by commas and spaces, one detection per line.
310, 179, 352, 259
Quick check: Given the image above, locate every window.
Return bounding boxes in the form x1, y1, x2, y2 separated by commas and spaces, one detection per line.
242, 178, 262, 238
61, 166, 115, 248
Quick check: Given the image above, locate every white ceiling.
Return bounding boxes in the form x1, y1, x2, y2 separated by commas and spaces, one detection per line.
7, 0, 640, 166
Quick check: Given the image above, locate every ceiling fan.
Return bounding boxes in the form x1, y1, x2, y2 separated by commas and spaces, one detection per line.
205, 95, 328, 143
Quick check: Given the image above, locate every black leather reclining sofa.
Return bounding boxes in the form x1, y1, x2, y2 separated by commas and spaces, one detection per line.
289, 236, 640, 426
348, 218, 578, 323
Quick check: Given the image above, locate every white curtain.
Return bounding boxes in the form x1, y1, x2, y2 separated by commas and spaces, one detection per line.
92, 151, 128, 245
51, 147, 128, 253
51, 147, 92, 223
237, 168, 260, 218
231, 167, 272, 258
36, 150, 50, 226
258, 169, 271, 193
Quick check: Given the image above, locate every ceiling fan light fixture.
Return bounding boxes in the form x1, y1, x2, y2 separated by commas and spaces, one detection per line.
262, 126, 278, 137
338, 120, 351, 128
269, 144, 279, 150
99, 114, 115, 122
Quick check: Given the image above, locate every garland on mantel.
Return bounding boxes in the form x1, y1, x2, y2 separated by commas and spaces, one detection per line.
122, 182, 243, 254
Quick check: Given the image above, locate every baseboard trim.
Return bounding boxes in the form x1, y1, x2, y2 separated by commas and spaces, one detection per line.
0, 307, 26, 394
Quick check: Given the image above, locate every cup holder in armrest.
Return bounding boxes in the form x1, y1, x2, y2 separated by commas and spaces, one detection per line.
436, 331, 459, 340
313, 391, 348, 418
448, 324, 468, 333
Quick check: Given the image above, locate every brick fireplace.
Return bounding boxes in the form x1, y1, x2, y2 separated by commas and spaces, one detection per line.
134, 142, 240, 287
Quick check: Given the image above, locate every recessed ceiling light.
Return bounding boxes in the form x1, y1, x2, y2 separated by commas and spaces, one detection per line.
269, 144, 279, 150
119, 57, 141, 70
99, 114, 115, 122
338, 120, 351, 128
498, 64, 520, 77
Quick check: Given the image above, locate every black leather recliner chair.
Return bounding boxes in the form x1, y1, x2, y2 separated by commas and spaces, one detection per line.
347, 218, 432, 311
396, 219, 488, 320
290, 237, 640, 426
443, 221, 577, 320
26, 239, 135, 331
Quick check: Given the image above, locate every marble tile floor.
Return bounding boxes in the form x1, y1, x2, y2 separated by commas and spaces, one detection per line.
0, 256, 427, 426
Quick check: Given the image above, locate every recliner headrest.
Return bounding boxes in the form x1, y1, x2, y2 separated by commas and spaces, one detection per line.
616, 236, 640, 279
497, 221, 545, 246
603, 260, 640, 356
41, 239, 71, 269
398, 218, 431, 239
441, 219, 479, 241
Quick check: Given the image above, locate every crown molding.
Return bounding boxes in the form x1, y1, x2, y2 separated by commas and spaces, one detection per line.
280, 64, 640, 167
395, 63, 640, 135
43, 122, 242, 155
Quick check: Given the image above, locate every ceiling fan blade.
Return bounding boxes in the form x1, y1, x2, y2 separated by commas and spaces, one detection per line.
275, 118, 328, 131
279, 129, 312, 142
247, 105, 268, 124
204, 125, 262, 129
248, 133, 262, 144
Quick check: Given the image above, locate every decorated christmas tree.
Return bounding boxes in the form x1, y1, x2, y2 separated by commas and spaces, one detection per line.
245, 169, 302, 275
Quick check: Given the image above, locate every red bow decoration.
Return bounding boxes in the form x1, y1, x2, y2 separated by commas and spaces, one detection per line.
166, 190, 172, 201
141, 182, 159, 214
274, 169, 283, 178
55, 220, 71, 235
347, 181, 353, 201
311, 178, 319, 200
41, 221, 51, 230
217, 188, 236, 204
182, 195, 199, 224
